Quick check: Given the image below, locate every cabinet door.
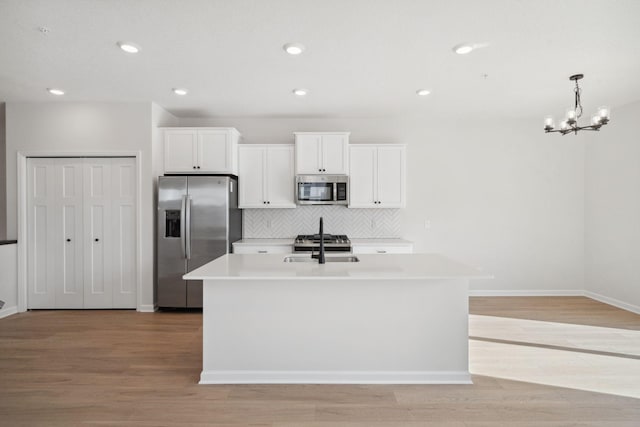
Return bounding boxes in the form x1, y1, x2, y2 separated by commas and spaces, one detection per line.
26, 159, 57, 308
111, 158, 137, 308
83, 159, 113, 309
295, 134, 322, 174
376, 146, 405, 208
238, 146, 266, 208
348, 145, 377, 208
321, 134, 348, 174
265, 146, 296, 208
165, 130, 197, 172
198, 130, 231, 172
54, 159, 85, 308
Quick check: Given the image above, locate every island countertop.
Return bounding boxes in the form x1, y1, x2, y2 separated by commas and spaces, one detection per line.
184, 253, 491, 281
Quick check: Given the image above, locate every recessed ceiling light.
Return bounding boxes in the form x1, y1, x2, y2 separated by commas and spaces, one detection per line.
283, 43, 305, 55
172, 88, 188, 96
117, 41, 141, 54
292, 88, 308, 96
453, 43, 474, 55
47, 88, 65, 96
416, 89, 431, 96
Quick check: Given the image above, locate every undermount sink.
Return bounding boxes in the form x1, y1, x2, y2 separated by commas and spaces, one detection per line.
283, 256, 360, 263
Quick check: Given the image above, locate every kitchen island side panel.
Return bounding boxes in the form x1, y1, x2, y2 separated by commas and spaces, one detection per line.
200, 277, 470, 384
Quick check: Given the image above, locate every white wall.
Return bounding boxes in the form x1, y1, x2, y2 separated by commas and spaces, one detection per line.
585, 101, 640, 312
0, 103, 6, 240
181, 116, 586, 293
5, 102, 160, 310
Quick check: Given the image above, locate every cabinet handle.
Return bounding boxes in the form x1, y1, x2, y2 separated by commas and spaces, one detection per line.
95, 238, 100, 242
66, 238, 71, 242
258, 250, 268, 254
377, 250, 387, 254
318, 168, 322, 172
193, 166, 196, 169
197, 166, 201, 169
267, 201, 270, 204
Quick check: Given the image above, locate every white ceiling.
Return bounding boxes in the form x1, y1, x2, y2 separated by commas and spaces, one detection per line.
1, 0, 640, 119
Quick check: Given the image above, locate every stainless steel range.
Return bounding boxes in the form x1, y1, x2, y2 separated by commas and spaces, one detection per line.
294, 234, 351, 253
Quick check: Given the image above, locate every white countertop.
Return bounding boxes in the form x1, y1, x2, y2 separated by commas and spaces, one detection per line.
233, 239, 294, 246
232, 238, 413, 246
184, 253, 490, 281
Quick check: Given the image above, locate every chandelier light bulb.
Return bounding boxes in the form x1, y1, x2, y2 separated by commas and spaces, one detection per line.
544, 116, 555, 130
591, 114, 601, 126
597, 105, 610, 119
566, 108, 577, 124
559, 120, 569, 131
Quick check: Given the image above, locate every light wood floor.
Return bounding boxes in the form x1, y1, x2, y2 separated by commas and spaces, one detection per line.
1, 297, 639, 426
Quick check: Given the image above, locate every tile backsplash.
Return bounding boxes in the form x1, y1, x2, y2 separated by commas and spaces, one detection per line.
243, 206, 401, 238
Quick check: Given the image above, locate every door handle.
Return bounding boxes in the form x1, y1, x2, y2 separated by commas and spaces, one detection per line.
185, 195, 192, 260
180, 195, 187, 259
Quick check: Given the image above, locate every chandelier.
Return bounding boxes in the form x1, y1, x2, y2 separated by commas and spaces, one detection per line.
544, 74, 610, 135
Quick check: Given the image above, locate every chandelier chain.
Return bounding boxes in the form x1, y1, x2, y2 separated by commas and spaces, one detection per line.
574, 79, 583, 119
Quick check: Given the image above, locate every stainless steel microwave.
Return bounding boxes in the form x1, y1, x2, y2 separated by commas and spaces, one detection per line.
295, 175, 348, 205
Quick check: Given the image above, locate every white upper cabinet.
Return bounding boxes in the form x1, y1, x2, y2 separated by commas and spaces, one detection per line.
238, 145, 296, 208
349, 144, 406, 208
294, 132, 349, 174
163, 128, 240, 174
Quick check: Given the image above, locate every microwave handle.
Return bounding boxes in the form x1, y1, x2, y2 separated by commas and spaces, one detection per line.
333, 182, 337, 201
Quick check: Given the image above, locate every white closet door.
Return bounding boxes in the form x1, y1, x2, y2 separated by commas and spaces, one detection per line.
27, 159, 57, 308
111, 158, 137, 308
83, 158, 113, 308
54, 159, 84, 308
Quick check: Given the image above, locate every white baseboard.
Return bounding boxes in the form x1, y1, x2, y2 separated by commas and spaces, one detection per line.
584, 291, 640, 315
137, 304, 156, 313
199, 370, 472, 385
0, 305, 18, 319
469, 289, 583, 297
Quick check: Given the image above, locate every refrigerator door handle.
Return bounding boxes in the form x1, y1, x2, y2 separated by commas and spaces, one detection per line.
180, 195, 187, 259
185, 195, 192, 260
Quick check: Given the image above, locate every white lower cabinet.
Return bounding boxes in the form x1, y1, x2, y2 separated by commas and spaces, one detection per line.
238, 145, 296, 208
351, 240, 414, 254
27, 158, 137, 309
232, 242, 293, 254
351, 245, 413, 254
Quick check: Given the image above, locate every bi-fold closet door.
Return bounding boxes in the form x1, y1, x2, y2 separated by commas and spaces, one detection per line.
27, 157, 137, 309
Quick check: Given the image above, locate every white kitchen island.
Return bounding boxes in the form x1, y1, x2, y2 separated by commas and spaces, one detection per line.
184, 253, 490, 385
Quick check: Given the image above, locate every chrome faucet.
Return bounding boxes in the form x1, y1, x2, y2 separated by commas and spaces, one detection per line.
311, 217, 326, 264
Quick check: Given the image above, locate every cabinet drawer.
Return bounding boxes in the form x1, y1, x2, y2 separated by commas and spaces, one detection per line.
351, 245, 413, 254
233, 245, 292, 254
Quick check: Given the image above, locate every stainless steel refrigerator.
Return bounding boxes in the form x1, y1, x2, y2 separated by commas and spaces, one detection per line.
156, 176, 241, 308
